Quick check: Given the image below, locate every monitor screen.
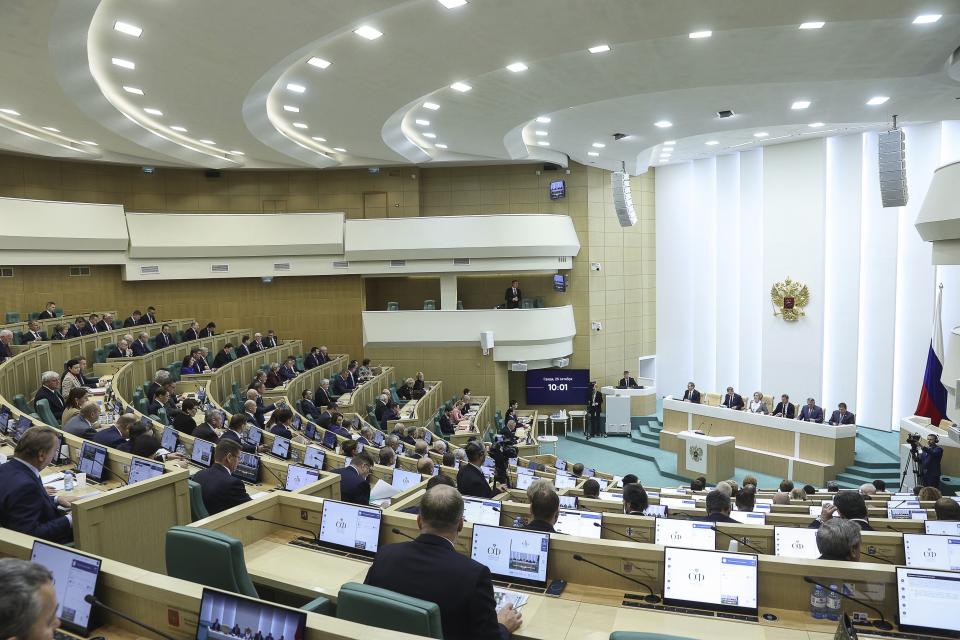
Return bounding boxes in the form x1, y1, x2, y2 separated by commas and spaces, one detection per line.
373, 430, 384, 446
554, 509, 602, 538
903, 534, 960, 571
160, 426, 178, 452
77, 441, 107, 483
470, 523, 550, 587
303, 421, 317, 440
583, 467, 595, 477
516, 466, 534, 476
753, 503, 772, 512
391, 468, 422, 491
139, 415, 153, 429
558, 495, 578, 509
552, 274, 567, 292
659, 497, 697, 510
245, 426, 262, 447
554, 458, 567, 471
643, 505, 668, 518
888, 508, 927, 520
0, 407, 9, 431
773, 527, 820, 559
549, 179, 566, 200
663, 547, 759, 615
599, 491, 622, 501
896, 566, 960, 635
482, 456, 496, 469
515, 473, 534, 490
655, 519, 716, 550
232, 452, 260, 483
13, 415, 33, 441
925, 520, 960, 536
127, 456, 164, 484
191, 438, 214, 467
318, 500, 382, 556
303, 446, 325, 470
270, 436, 291, 460
525, 369, 590, 405
197, 588, 307, 640
284, 464, 320, 491
554, 474, 576, 489
321, 430, 337, 450
30, 540, 102, 636
808, 505, 823, 517
422, 429, 433, 444
463, 497, 501, 526
729, 511, 766, 525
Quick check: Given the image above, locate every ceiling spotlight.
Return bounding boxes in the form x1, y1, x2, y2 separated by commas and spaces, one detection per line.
354, 25, 383, 40
536, 116, 551, 123
311, 136, 327, 142
228, 150, 245, 155
122, 86, 143, 95
717, 109, 735, 118
450, 81, 472, 92
415, 119, 430, 126
143, 108, 163, 116
808, 122, 825, 128
198, 139, 216, 145
286, 83, 306, 93
587, 151, 599, 157
113, 21, 142, 37
654, 120, 673, 128
535, 130, 548, 136
791, 100, 811, 110
537, 141, 550, 146
423, 102, 440, 110
753, 132, 769, 138
664, 140, 676, 145
437, 0, 467, 7
293, 122, 308, 129
80, 140, 98, 146
170, 125, 187, 132
423, 132, 437, 138
307, 57, 331, 69
705, 140, 719, 145
506, 62, 528, 73
111, 57, 135, 69
333, 147, 346, 152
588, 44, 611, 54
283, 105, 300, 113
435, 143, 448, 148
799, 21, 825, 29
592, 142, 606, 148
689, 30, 712, 39
42, 126, 60, 132
866, 96, 889, 106
0, 108, 21, 116
913, 14, 942, 24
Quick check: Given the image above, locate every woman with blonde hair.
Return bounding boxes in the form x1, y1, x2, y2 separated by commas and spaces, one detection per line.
748, 391, 768, 414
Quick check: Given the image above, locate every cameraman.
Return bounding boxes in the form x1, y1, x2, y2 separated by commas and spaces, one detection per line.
918, 433, 944, 490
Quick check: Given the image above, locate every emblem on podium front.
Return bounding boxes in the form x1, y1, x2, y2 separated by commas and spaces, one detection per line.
771, 276, 810, 322
689, 445, 703, 463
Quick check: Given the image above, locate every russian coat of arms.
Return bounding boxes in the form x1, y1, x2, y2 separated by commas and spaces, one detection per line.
770, 277, 810, 322
689, 445, 703, 463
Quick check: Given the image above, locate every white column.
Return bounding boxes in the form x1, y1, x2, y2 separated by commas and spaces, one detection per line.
440, 274, 458, 310
691, 158, 718, 391
938, 121, 960, 414
738, 149, 764, 393
715, 154, 741, 390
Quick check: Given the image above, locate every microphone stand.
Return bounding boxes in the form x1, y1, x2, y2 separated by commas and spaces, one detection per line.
593, 521, 642, 542
245, 515, 318, 542
710, 525, 764, 554
84, 595, 178, 640
572, 553, 660, 603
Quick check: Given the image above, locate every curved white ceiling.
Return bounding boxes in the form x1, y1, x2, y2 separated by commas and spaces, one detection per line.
0, 0, 956, 174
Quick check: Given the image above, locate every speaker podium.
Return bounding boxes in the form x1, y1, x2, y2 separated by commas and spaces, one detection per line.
676, 430, 735, 483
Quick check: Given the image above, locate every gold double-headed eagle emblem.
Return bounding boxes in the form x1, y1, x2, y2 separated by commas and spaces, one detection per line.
770, 276, 810, 322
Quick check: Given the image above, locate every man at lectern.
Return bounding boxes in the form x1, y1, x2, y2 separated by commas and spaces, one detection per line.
721, 387, 744, 410
682, 381, 701, 403
797, 398, 824, 423
827, 403, 856, 426
617, 371, 640, 389
772, 394, 795, 418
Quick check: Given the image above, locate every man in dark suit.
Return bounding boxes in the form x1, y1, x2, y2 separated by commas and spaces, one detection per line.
139, 306, 157, 325
587, 381, 603, 439
263, 330, 278, 348
617, 371, 640, 389
249, 333, 265, 353
154, 324, 176, 349
200, 322, 216, 338
374, 393, 389, 423
20, 320, 46, 344
236, 335, 251, 357
722, 386, 744, 410
33, 371, 65, 422
698, 490, 739, 523
94, 313, 113, 332
192, 410, 223, 443
682, 381, 701, 403
457, 442, 494, 498
278, 356, 299, 381
332, 370, 353, 396
107, 338, 132, 359
37, 301, 57, 319
364, 485, 521, 639
193, 439, 252, 515
524, 479, 559, 533
0, 330, 13, 363
315, 379, 333, 406
773, 394, 796, 419
828, 402, 855, 426
334, 451, 373, 505
304, 347, 321, 370
65, 317, 89, 338
317, 345, 331, 364
438, 406, 456, 435
86, 314, 100, 334
122, 310, 142, 328
0, 426, 76, 543
213, 344, 234, 369
815, 519, 862, 561
316, 403, 336, 429
50, 324, 69, 341
131, 332, 151, 356
798, 398, 824, 423
809, 490, 874, 531
182, 322, 201, 342
504, 279, 522, 309
92, 414, 135, 449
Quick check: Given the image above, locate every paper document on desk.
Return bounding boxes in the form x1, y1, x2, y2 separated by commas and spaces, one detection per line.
370, 479, 400, 501
42, 472, 65, 486
493, 588, 528, 612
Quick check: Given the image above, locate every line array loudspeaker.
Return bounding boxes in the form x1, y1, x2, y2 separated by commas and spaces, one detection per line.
878, 129, 907, 208
612, 171, 638, 227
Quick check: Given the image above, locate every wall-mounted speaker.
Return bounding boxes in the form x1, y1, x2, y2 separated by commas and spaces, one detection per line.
511, 362, 528, 372
479, 331, 494, 354
612, 171, 638, 227
878, 129, 907, 208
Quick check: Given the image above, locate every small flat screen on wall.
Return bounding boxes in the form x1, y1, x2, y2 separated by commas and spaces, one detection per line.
550, 179, 566, 200
526, 369, 590, 405
553, 274, 567, 292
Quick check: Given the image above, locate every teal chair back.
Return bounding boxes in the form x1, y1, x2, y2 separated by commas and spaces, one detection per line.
521, 298, 534, 309
367, 412, 381, 430
112, 319, 123, 329
165, 526, 259, 597
55, 307, 64, 317
28, 312, 40, 321
13, 394, 32, 415
610, 634, 697, 640
5, 312, 20, 323
156, 407, 169, 426
336, 582, 443, 639
231, 382, 240, 399
456, 300, 464, 310
387, 301, 400, 311
534, 297, 545, 308
137, 397, 149, 415
94, 347, 106, 364
389, 383, 401, 405
35, 399, 59, 427
423, 299, 436, 310
187, 480, 209, 521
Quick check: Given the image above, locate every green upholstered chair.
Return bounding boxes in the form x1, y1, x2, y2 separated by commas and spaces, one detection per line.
336, 582, 443, 639
389, 383, 401, 405
55, 307, 64, 317
609, 634, 697, 640
5, 312, 20, 323
456, 300, 464, 310
94, 347, 107, 364
156, 407, 169, 426
35, 399, 59, 427
112, 319, 123, 329
386, 301, 400, 311
231, 382, 240, 399
28, 312, 40, 321
165, 526, 332, 614
137, 397, 149, 415
187, 480, 209, 521
521, 298, 534, 309
367, 412, 381, 430
13, 394, 32, 415
423, 299, 436, 310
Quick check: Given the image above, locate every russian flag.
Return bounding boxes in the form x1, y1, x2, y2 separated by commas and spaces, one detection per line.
915, 284, 950, 424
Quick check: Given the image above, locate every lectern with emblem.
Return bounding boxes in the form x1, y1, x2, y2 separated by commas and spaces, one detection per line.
676, 430, 736, 483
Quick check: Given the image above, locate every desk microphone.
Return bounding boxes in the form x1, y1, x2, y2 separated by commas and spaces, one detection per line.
593, 520, 641, 542
259, 462, 284, 489
885, 525, 903, 534
801, 577, 893, 630
99, 462, 128, 486
859, 550, 893, 565
709, 525, 764, 554
572, 553, 660, 603
391, 527, 417, 542
83, 594, 178, 640
244, 515, 318, 542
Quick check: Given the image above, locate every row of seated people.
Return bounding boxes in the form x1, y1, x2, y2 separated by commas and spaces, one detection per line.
680, 382, 856, 424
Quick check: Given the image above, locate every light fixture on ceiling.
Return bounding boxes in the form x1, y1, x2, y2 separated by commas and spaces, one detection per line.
228, 150, 245, 155
753, 132, 769, 138
435, 143, 448, 148
664, 140, 676, 145
689, 30, 712, 39
717, 109, 735, 119
588, 44, 611, 54
283, 105, 300, 113
913, 14, 942, 24
798, 21, 825, 29
198, 139, 216, 145
506, 62, 528, 72
143, 108, 163, 116
423, 102, 440, 110
437, 0, 467, 8
80, 140, 98, 146
286, 83, 306, 93
170, 125, 187, 132
450, 81, 472, 92
654, 120, 673, 128
587, 151, 599, 157
354, 25, 383, 40
808, 122, 825, 128
415, 119, 430, 126
307, 57, 331, 69
42, 126, 60, 132
536, 116, 551, 123
866, 96, 889, 106
293, 122, 308, 129
122, 86, 144, 95
113, 21, 142, 37
534, 130, 548, 136
423, 132, 437, 138
705, 140, 719, 145
111, 57, 136, 70
592, 142, 606, 148
333, 147, 346, 152
311, 136, 327, 142
0, 108, 21, 116
537, 141, 550, 146
791, 100, 811, 110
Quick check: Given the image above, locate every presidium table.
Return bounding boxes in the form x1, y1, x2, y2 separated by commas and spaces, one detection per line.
660, 397, 857, 485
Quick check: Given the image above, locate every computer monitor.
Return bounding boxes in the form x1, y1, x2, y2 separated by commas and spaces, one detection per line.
470, 523, 550, 588
516, 466, 534, 476
160, 425, 178, 452
373, 430, 384, 446
191, 438, 214, 467
583, 467, 595, 477
655, 519, 716, 550
896, 566, 960, 636
422, 429, 433, 444
482, 456, 495, 469
317, 499, 382, 556
0, 407, 9, 432
554, 458, 567, 471
13, 415, 33, 441
659, 497, 697, 510
284, 464, 321, 491
554, 474, 576, 489
808, 505, 823, 517
196, 588, 307, 640
925, 520, 960, 536
30, 540, 102, 636
127, 456, 164, 484
594, 478, 609, 491
303, 446, 325, 470
554, 509, 602, 538
139, 415, 153, 429
480, 465, 494, 480
391, 468, 422, 491
292, 414, 301, 429
76, 441, 108, 483
232, 452, 260, 483
662, 547, 759, 616
515, 473, 534, 490
558, 495, 578, 509
598, 491, 622, 501
888, 508, 927, 520
463, 497, 501, 526
888, 498, 920, 509
753, 503, 772, 512
903, 534, 960, 571
303, 421, 317, 440
321, 430, 337, 450
270, 435, 291, 460
244, 426, 263, 447
643, 505, 668, 518
773, 526, 820, 559
729, 511, 766, 525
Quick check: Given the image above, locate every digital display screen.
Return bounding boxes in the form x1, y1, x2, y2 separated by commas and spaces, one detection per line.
552, 274, 567, 292
197, 589, 306, 640
773, 527, 820, 559
245, 426, 262, 446
160, 426, 178, 452
13, 415, 33, 441
728, 511, 766, 525
77, 441, 107, 482
549, 179, 566, 200
558, 495, 578, 509
232, 452, 260, 483
373, 430, 384, 446
925, 520, 960, 536
888, 508, 927, 520
554, 509, 602, 538
903, 534, 960, 571
470, 523, 550, 587
515, 473, 534, 490
303, 422, 317, 440
655, 519, 716, 550
391, 468, 422, 491
463, 497, 501, 526
318, 500, 382, 556
270, 436, 291, 460
191, 438, 214, 467
659, 497, 697, 510
284, 464, 320, 491
643, 505, 668, 518
321, 430, 337, 450
303, 446, 325, 470
525, 369, 590, 405
31, 541, 102, 635
554, 474, 576, 489
896, 567, 960, 634
663, 547, 759, 615
127, 457, 164, 484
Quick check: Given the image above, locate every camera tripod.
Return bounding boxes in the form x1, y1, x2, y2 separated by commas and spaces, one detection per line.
898, 445, 922, 492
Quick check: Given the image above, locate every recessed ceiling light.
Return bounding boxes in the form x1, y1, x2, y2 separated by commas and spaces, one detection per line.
536, 116, 551, 123
866, 96, 889, 106
293, 122, 308, 129
123, 86, 143, 95
333, 147, 346, 152
587, 151, 599, 157
654, 120, 673, 128
689, 30, 712, 39
791, 100, 811, 110
537, 141, 550, 146
311, 136, 327, 142
80, 140, 98, 146
354, 25, 383, 40
506, 62, 528, 73
415, 119, 430, 126
437, 0, 467, 8
0, 108, 21, 116
535, 130, 548, 136
913, 14, 942, 24
113, 21, 143, 37
111, 57, 136, 69
435, 143, 448, 149
143, 108, 163, 116
664, 140, 676, 145
705, 140, 719, 145
42, 126, 60, 132
286, 83, 306, 93
592, 142, 606, 148
307, 57, 331, 69
228, 150, 245, 155
283, 105, 300, 113
450, 81, 472, 92
753, 132, 769, 138
808, 122, 825, 128
198, 139, 216, 145
588, 44, 611, 54
799, 21, 825, 29
423, 102, 440, 110
423, 132, 437, 138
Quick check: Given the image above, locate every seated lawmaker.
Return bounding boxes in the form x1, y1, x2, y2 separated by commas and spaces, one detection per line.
220, 414, 257, 453
131, 332, 151, 356
50, 324, 69, 340
935, 497, 960, 521
304, 346, 321, 370
417, 456, 435, 477
618, 370, 640, 389
122, 310, 142, 328
180, 354, 200, 375
213, 343, 234, 368
61, 387, 90, 424
798, 398, 824, 423
60, 359, 86, 398
438, 405, 456, 435
365, 484, 522, 639
200, 322, 216, 338
773, 394, 796, 418
182, 322, 201, 342
267, 407, 296, 440
38, 300, 58, 319
20, 320, 46, 344
828, 402, 855, 425
173, 398, 201, 435
457, 442, 494, 498
332, 369, 353, 396
95, 313, 113, 332
193, 410, 223, 443
397, 377, 415, 401
722, 386, 744, 410
33, 371, 65, 422
0, 426, 77, 543
65, 316, 89, 338
108, 339, 133, 358
816, 518, 861, 561
582, 478, 601, 499
810, 490, 873, 531
379, 446, 396, 468
524, 479, 560, 533
92, 414, 136, 449
682, 381, 701, 403
735, 486, 756, 512
193, 439, 252, 515
747, 392, 768, 414
0, 557, 63, 638
265, 363, 283, 388
334, 450, 374, 505
699, 490, 739, 523
623, 482, 649, 515
196, 347, 212, 372
62, 402, 99, 439
278, 356, 299, 381
299, 389, 321, 420
154, 324, 176, 349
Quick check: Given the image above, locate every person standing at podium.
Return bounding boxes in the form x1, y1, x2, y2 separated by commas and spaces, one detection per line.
797, 398, 824, 423
682, 381, 701, 403
773, 394, 795, 418
827, 403, 856, 426
721, 387, 744, 410
618, 371, 639, 389
504, 279, 522, 309
586, 381, 603, 439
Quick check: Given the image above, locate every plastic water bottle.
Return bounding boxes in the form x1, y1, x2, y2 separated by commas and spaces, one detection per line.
826, 584, 842, 621
809, 584, 826, 619
64, 471, 74, 492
